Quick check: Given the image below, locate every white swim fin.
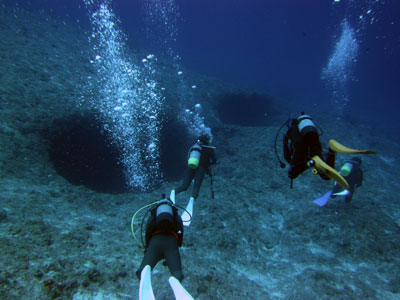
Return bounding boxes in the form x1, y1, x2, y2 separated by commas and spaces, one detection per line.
139, 265, 155, 300
333, 189, 350, 196
168, 276, 195, 300
170, 189, 176, 204
181, 197, 194, 227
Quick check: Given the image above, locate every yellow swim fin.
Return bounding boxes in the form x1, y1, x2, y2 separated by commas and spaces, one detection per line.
309, 156, 350, 190
329, 139, 377, 154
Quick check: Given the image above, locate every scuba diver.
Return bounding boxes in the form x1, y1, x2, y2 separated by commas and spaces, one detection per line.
134, 197, 195, 300
274, 112, 376, 190
170, 134, 216, 226
313, 157, 364, 206
332, 157, 363, 203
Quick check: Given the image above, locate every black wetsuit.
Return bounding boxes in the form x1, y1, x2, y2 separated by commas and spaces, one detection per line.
283, 117, 334, 179
332, 162, 363, 203
175, 142, 217, 199
136, 205, 184, 281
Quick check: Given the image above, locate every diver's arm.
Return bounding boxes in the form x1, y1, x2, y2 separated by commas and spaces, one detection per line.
283, 134, 291, 163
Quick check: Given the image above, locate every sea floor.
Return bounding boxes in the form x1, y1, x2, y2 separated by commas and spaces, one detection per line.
1, 122, 400, 300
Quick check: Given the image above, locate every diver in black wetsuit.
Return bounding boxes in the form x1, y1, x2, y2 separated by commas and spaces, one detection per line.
135, 198, 195, 299
332, 157, 363, 203
169, 134, 216, 225
136, 199, 184, 281
172, 134, 216, 199
283, 113, 334, 180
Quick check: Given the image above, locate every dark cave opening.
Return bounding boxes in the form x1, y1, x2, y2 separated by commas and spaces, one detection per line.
46, 114, 190, 194
216, 92, 278, 126
47, 115, 127, 194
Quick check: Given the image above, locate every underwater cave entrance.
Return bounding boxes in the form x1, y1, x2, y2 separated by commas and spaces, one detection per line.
47, 115, 127, 194
46, 114, 191, 194
216, 92, 278, 126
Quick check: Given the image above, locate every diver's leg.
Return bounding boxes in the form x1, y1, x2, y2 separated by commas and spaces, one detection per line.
325, 148, 336, 169
162, 236, 184, 282
136, 236, 164, 280
192, 167, 206, 199
175, 168, 195, 195
345, 188, 354, 203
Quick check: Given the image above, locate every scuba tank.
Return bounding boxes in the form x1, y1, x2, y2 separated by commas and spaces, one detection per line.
296, 114, 317, 136
339, 162, 354, 177
187, 143, 202, 169
146, 199, 176, 246
155, 199, 174, 226
131, 195, 186, 249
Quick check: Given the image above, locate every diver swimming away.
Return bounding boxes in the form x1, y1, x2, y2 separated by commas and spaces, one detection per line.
170, 134, 216, 226
133, 197, 194, 300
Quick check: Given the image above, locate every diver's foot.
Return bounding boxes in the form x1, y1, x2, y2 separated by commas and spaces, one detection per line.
329, 139, 377, 154
170, 189, 175, 204
181, 197, 194, 226
139, 266, 155, 300
169, 276, 195, 300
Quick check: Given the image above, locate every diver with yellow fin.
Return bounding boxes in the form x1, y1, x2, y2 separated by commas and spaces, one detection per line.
274, 112, 376, 189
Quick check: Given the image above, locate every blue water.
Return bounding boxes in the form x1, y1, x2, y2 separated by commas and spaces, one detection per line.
4, 0, 400, 189
10, 0, 400, 128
